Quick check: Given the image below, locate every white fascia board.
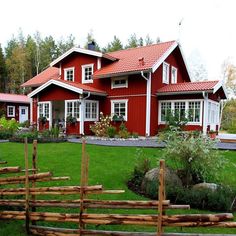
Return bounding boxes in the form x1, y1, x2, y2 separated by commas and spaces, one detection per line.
213, 81, 228, 99
156, 90, 213, 96
151, 41, 178, 73
28, 79, 83, 98
50, 47, 117, 67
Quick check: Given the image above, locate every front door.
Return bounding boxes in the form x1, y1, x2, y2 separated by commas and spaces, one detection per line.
19, 106, 29, 123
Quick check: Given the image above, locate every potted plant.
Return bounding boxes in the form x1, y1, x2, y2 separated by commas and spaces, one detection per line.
38, 115, 47, 125
112, 114, 124, 122
208, 130, 217, 139
66, 115, 77, 125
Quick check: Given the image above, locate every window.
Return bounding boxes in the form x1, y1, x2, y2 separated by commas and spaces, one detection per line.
111, 100, 128, 121
82, 64, 94, 83
159, 100, 202, 124
85, 101, 98, 121
111, 76, 128, 89
160, 102, 171, 122
66, 100, 80, 120
64, 67, 74, 81
188, 101, 201, 122
7, 106, 15, 117
38, 102, 50, 119
162, 62, 169, 84
174, 102, 186, 119
208, 101, 219, 124
171, 66, 177, 84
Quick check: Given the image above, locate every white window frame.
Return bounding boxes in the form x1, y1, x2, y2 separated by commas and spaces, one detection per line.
171, 66, 177, 84
162, 62, 170, 84
111, 99, 128, 121
85, 100, 99, 121
65, 99, 81, 121
38, 102, 50, 120
208, 100, 220, 124
64, 67, 75, 82
111, 76, 128, 89
158, 99, 203, 125
82, 64, 94, 84
7, 105, 15, 117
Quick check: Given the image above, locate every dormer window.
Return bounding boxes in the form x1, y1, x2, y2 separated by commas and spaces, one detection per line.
111, 76, 128, 89
162, 62, 169, 84
171, 66, 177, 84
64, 67, 74, 82
82, 64, 94, 84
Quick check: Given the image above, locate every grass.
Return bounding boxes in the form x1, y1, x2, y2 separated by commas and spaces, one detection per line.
0, 142, 236, 235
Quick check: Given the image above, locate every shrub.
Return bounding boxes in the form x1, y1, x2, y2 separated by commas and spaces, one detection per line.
107, 126, 116, 138
14, 131, 38, 140
90, 112, 112, 137
165, 110, 188, 131
131, 132, 139, 138
0, 130, 13, 139
0, 117, 19, 139
163, 131, 224, 186
118, 122, 130, 139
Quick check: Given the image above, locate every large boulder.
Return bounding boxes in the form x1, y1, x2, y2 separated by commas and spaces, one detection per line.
141, 167, 182, 198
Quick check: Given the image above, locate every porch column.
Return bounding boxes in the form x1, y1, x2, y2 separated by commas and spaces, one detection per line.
80, 100, 85, 135
203, 92, 208, 135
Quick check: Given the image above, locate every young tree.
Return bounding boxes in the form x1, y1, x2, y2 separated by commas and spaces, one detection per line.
84, 32, 100, 51
145, 34, 154, 45
103, 36, 123, 52
138, 37, 144, 46
126, 34, 138, 48
0, 44, 6, 92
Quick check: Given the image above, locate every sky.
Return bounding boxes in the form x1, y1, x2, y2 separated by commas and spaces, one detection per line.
0, 0, 235, 80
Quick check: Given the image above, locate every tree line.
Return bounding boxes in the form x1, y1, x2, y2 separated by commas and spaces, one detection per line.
0, 31, 160, 94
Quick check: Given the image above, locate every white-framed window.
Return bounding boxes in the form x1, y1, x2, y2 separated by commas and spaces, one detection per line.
64, 67, 75, 81
171, 66, 177, 84
188, 101, 201, 122
162, 62, 170, 84
7, 106, 15, 117
111, 99, 128, 121
82, 64, 94, 84
65, 100, 80, 120
111, 76, 128, 89
160, 102, 171, 122
159, 100, 203, 124
38, 102, 50, 119
85, 101, 99, 121
208, 101, 219, 124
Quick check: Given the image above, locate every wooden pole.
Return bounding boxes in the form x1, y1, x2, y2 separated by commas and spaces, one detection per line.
32, 140, 38, 225
24, 137, 30, 234
157, 160, 165, 236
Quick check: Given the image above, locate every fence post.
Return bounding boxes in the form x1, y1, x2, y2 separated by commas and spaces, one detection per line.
24, 137, 30, 234
31, 140, 38, 225
157, 160, 165, 236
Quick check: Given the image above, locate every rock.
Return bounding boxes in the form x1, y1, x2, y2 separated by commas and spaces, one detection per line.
141, 167, 182, 198
192, 183, 218, 191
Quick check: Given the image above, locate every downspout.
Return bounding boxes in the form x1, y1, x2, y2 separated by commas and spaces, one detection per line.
202, 91, 208, 136
141, 71, 151, 136
80, 92, 91, 135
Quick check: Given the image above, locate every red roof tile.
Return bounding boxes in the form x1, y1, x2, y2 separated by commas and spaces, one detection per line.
157, 81, 219, 94
21, 67, 59, 87
94, 41, 177, 78
0, 93, 30, 103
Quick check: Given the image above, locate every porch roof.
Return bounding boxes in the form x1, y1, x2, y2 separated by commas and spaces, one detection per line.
0, 93, 30, 104
156, 80, 227, 99
28, 79, 107, 98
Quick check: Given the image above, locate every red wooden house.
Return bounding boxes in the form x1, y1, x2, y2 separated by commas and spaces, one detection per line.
0, 93, 30, 123
21, 41, 227, 136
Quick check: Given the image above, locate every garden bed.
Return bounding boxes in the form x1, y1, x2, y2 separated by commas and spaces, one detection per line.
9, 137, 67, 143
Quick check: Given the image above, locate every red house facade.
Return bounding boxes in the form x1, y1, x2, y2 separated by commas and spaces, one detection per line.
21, 41, 227, 136
0, 93, 30, 123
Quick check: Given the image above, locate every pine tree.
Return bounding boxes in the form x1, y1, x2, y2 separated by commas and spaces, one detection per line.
126, 34, 138, 48
84, 32, 100, 51
138, 37, 144, 46
0, 44, 6, 92
57, 34, 75, 56
103, 36, 123, 52
145, 34, 154, 45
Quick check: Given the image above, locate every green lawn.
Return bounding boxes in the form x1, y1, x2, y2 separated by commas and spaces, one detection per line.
0, 142, 236, 235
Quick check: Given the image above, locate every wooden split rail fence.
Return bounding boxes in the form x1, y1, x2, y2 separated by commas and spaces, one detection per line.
0, 138, 236, 235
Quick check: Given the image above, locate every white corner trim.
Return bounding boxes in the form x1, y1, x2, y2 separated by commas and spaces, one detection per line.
152, 41, 178, 73
28, 79, 83, 98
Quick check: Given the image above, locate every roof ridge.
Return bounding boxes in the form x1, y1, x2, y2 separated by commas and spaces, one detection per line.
105, 40, 176, 55
168, 80, 219, 85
